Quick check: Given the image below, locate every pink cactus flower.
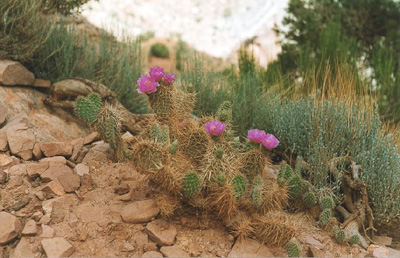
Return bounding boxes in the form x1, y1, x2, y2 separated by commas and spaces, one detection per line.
164, 73, 175, 85
137, 74, 159, 94
149, 66, 165, 82
247, 129, 267, 143
261, 134, 279, 150
204, 120, 226, 136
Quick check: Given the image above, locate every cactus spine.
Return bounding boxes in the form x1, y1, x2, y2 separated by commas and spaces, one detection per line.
250, 178, 263, 207
182, 172, 200, 197
319, 208, 331, 226
320, 196, 335, 210
289, 175, 303, 199
231, 175, 246, 200
303, 192, 316, 208
349, 235, 359, 245
75, 93, 102, 122
335, 229, 346, 244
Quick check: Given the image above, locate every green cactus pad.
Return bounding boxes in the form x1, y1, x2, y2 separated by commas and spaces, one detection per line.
320, 196, 335, 210
285, 240, 301, 257
75, 93, 102, 122
319, 208, 331, 226
150, 123, 162, 142
289, 175, 303, 199
215, 147, 224, 159
182, 172, 200, 197
335, 229, 346, 244
170, 139, 178, 154
231, 175, 246, 200
161, 125, 170, 146
294, 156, 303, 175
250, 178, 263, 207
349, 235, 360, 245
303, 192, 316, 208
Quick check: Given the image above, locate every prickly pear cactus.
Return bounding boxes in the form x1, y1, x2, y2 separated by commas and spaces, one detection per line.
320, 196, 335, 210
170, 139, 178, 154
303, 192, 316, 208
151, 123, 162, 142
335, 229, 346, 244
182, 172, 200, 197
319, 208, 331, 226
231, 175, 246, 200
349, 235, 359, 245
289, 175, 303, 199
294, 156, 303, 175
285, 240, 301, 257
161, 124, 170, 146
96, 104, 122, 151
250, 178, 263, 207
75, 93, 102, 122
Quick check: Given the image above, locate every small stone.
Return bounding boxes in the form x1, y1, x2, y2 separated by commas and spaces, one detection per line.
34, 191, 45, 201
8, 196, 31, 212
145, 219, 177, 246
52, 79, 92, 98
26, 162, 49, 179
133, 231, 149, 249
305, 236, 324, 249
74, 163, 90, 176
80, 174, 94, 190
31, 211, 43, 221
0, 170, 7, 184
308, 245, 325, 257
41, 224, 55, 238
0, 212, 22, 245
121, 200, 160, 224
228, 238, 273, 257
0, 131, 7, 151
83, 132, 100, 145
121, 131, 134, 142
32, 142, 42, 160
142, 251, 163, 257
114, 183, 130, 195
0, 103, 6, 126
40, 156, 66, 165
33, 79, 51, 88
0, 154, 14, 169
0, 60, 35, 86
6, 122, 35, 160
70, 138, 84, 162
122, 242, 135, 252
180, 216, 200, 229
40, 162, 73, 182
22, 219, 37, 235
160, 246, 190, 257
57, 173, 80, 192
41, 237, 74, 258
366, 245, 389, 258
8, 164, 27, 176
10, 238, 34, 258
41, 181, 66, 197
372, 236, 392, 247
145, 241, 158, 252
40, 142, 73, 157
39, 215, 51, 225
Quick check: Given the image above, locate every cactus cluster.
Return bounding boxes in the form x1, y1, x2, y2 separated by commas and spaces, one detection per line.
75, 92, 102, 122
231, 175, 246, 200
182, 172, 200, 197
349, 235, 360, 245
333, 226, 346, 244
303, 192, 316, 208
289, 175, 303, 199
285, 240, 301, 257
320, 196, 335, 210
319, 208, 332, 226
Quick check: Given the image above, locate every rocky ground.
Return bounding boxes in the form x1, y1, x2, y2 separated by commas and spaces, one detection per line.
1, 61, 400, 258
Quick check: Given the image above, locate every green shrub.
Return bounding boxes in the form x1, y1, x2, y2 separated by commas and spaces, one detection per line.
149, 43, 170, 58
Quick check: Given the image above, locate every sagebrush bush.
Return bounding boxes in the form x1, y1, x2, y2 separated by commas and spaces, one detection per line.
149, 43, 170, 58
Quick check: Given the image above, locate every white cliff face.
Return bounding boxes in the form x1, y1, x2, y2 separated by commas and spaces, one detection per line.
81, 0, 288, 61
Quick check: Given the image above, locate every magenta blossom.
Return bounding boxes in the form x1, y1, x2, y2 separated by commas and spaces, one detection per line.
149, 66, 164, 82
261, 134, 279, 150
204, 120, 226, 136
137, 74, 159, 94
247, 129, 267, 143
164, 73, 175, 85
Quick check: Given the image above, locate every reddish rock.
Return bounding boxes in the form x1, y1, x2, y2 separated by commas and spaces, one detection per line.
0, 212, 22, 245
52, 79, 92, 98
77, 204, 104, 223
8, 164, 27, 176
26, 162, 49, 179
6, 126, 35, 160
0, 103, 6, 126
32, 142, 42, 160
83, 132, 100, 145
366, 245, 389, 258
0, 154, 14, 169
142, 251, 163, 257
122, 242, 135, 252
41, 180, 66, 197
81, 143, 111, 164
0, 131, 7, 151
41, 224, 55, 238
372, 236, 392, 247
33, 79, 51, 88
40, 142, 73, 157
22, 219, 37, 236
0, 170, 7, 184
308, 245, 325, 257
41, 237, 74, 258
160, 246, 190, 257
228, 239, 274, 257
145, 219, 177, 246
58, 173, 80, 192
133, 231, 149, 249
40, 162, 73, 182
10, 238, 34, 258
121, 200, 160, 224
0, 60, 35, 86
40, 156, 66, 165
114, 183, 130, 195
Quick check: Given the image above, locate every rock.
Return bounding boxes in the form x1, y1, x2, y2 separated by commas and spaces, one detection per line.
121, 131, 134, 142
121, 200, 160, 224
305, 236, 324, 249
372, 236, 392, 247
10, 238, 34, 258
145, 219, 177, 246
40, 156, 66, 165
39, 215, 51, 225
133, 231, 148, 249
114, 183, 130, 195
122, 242, 135, 252
32, 142, 42, 160
0, 212, 22, 245
0, 154, 15, 169
308, 245, 325, 257
40, 142, 73, 157
83, 132, 100, 145
44, 195, 78, 223
8, 164, 27, 176
52, 79, 92, 98
81, 143, 111, 164
22, 219, 37, 236
40, 162, 73, 182
0, 60, 35, 86
160, 246, 190, 257
0, 103, 6, 127
74, 163, 90, 176
228, 239, 274, 257
41, 181, 66, 197
386, 247, 400, 258
33, 79, 51, 88
8, 196, 31, 212
0, 131, 7, 151
77, 204, 104, 223
58, 173, 80, 192
31, 211, 43, 222
41, 237, 74, 258
6, 121, 35, 160
41, 224, 55, 238
180, 216, 200, 229
142, 251, 163, 257
26, 162, 49, 179
0, 170, 7, 184
366, 245, 389, 258
80, 174, 94, 190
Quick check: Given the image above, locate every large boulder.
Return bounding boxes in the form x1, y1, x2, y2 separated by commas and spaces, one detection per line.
0, 60, 35, 86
